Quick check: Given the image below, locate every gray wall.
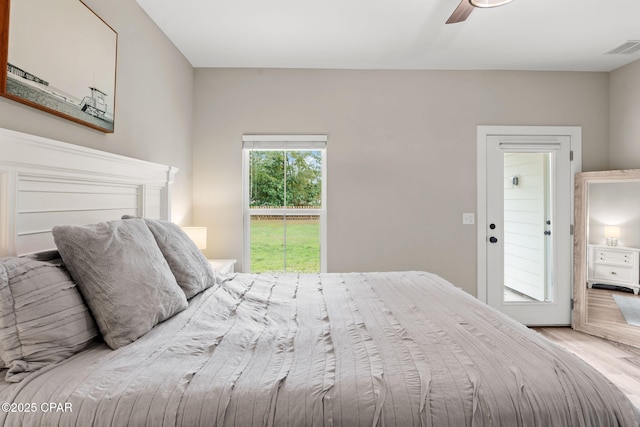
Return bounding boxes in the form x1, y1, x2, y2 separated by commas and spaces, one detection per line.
588, 181, 640, 248
192, 68, 610, 294
592, 59, 640, 251
0, 0, 195, 223
7, 0, 637, 296
610, 59, 640, 169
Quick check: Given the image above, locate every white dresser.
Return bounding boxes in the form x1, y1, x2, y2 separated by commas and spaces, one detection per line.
587, 245, 640, 294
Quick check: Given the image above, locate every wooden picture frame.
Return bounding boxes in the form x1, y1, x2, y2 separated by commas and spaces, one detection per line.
0, 0, 117, 133
573, 169, 640, 349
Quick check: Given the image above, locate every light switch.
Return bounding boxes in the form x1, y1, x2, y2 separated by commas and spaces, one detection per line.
462, 213, 475, 225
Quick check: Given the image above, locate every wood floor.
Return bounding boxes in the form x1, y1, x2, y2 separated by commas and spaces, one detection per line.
534, 327, 640, 408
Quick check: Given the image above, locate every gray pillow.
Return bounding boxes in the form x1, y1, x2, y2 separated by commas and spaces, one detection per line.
0, 257, 98, 382
123, 216, 216, 299
52, 218, 188, 349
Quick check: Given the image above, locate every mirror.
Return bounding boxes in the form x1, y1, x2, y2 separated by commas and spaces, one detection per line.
574, 169, 640, 348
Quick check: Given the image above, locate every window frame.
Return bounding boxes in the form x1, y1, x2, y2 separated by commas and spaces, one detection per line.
242, 135, 327, 273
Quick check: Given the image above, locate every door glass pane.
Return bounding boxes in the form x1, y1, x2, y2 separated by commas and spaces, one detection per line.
285, 151, 322, 208
249, 151, 285, 208
285, 215, 321, 273
503, 152, 554, 303
248, 149, 322, 273
250, 215, 285, 273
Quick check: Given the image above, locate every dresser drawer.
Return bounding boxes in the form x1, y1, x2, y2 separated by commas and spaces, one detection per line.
593, 263, 635, 284
594, 249, 633, 265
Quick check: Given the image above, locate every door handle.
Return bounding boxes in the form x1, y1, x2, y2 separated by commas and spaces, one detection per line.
489, 236, 498, 243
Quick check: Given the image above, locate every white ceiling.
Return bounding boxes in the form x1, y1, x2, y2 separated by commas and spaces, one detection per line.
136, 0, 640, 72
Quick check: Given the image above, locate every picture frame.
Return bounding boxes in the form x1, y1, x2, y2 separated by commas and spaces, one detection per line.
0, 0, 117, 133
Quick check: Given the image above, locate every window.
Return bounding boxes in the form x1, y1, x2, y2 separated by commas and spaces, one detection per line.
242, 135, 327, 273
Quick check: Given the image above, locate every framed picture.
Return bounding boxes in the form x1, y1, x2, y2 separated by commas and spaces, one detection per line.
0, 0, 117, 133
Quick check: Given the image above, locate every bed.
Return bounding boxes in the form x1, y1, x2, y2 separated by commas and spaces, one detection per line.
0, 128, 638, 426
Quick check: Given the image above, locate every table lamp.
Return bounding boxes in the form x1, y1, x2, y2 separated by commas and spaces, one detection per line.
604, 225, 620, 247
181, 226, 207, 250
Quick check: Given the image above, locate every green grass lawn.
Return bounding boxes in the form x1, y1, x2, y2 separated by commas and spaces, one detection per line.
250, 218, 320, 273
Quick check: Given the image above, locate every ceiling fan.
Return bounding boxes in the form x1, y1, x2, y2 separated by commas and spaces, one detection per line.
446, 0, 513, 24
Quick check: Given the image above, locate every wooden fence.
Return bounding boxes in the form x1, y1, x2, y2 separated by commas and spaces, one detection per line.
251, 206, 320, 221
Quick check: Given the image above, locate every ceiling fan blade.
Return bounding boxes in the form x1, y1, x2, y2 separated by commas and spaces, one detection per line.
446, 0, 474, 24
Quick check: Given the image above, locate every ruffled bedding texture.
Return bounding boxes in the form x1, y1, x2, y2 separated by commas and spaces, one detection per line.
0, 271, 637, 427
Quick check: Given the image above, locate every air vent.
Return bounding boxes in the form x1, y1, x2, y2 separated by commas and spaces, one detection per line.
605, 40, 640, 55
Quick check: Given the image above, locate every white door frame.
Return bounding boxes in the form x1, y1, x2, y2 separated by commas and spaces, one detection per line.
477, 126, 582, 309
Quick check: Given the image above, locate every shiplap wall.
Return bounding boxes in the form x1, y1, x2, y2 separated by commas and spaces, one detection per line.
0, 128, 177, 256
503, 152, 548, 301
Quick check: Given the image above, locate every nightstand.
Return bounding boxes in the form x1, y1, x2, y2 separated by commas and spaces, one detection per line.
587, 245, 640, 294
208, 259, 237, 274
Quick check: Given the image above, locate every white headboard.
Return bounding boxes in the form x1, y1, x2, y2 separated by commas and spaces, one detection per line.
0, 128, 178, 257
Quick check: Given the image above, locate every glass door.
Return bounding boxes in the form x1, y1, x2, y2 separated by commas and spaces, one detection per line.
484, 135, 574, 325
242, 135, 327, 273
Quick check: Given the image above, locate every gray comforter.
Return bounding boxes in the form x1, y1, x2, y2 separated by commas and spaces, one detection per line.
0, 271, 637, 426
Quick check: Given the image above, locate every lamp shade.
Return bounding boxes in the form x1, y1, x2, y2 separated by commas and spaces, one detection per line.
181, 227, 207, 250
469, 0, 513, 7
604, 226, 621, 239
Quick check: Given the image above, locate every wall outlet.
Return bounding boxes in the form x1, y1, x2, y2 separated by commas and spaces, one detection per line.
462, 213, 475, 225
